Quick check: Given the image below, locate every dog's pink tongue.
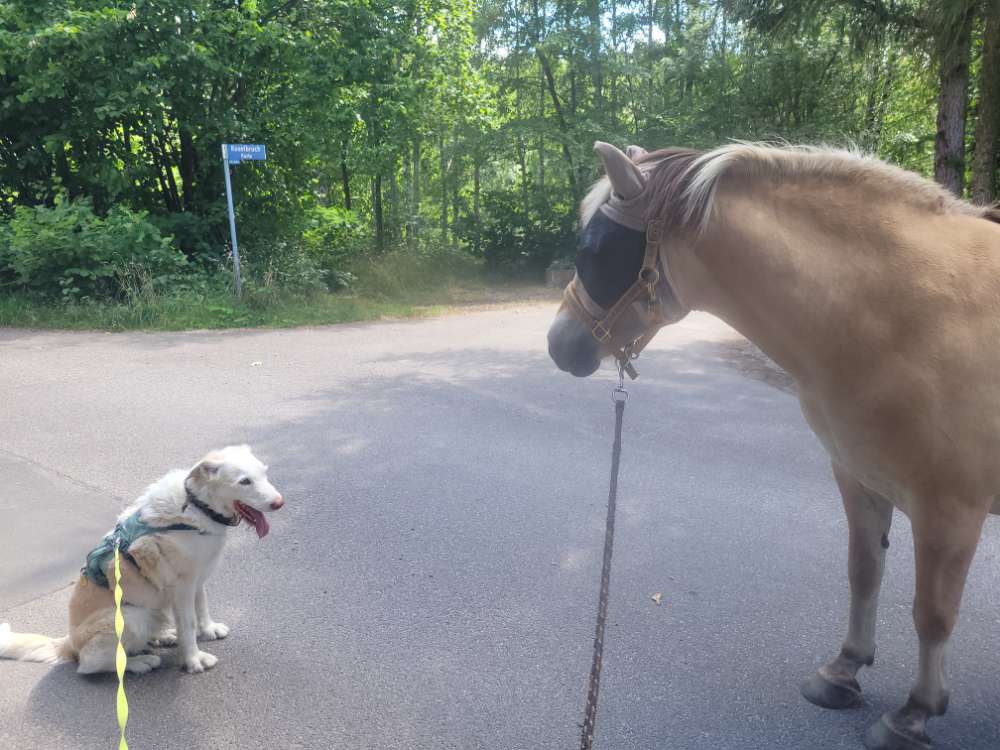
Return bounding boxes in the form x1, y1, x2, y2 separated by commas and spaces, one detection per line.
236, 503, 270, 538
251, 511, 270, 538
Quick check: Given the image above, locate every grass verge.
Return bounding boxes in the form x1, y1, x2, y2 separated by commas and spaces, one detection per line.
0, 252, 557, 331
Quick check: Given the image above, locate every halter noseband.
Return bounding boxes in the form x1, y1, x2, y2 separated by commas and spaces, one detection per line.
565, 218, 675, 378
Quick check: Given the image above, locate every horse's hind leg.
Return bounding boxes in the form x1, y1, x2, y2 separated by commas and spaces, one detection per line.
864, 499, 987, 750
802, 463, 893, 710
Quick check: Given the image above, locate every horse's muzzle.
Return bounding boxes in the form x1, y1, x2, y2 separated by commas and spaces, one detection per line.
548, 313, 601, 377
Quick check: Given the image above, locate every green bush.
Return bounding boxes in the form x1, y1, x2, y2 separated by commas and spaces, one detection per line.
0, 221, 14, 287
237, 239, 329, 300
150, 210, 226, 264
0, 200, 188, 300
456, 190, 576, 272
301, 205, 363, 289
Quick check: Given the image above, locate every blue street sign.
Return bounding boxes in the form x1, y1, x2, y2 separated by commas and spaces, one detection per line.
221, 143, 268, 297
225, 143, 266, 163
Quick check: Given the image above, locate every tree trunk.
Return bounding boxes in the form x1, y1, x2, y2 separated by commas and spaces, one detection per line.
373, 174, 384, 250
157, 134, 182, 212
54, 147, 74, 201
972, 1, 1000, 205
517, 135, 529, 216
537, 48, 579, 199
404, 151, 412, 246
539, 67, 546, 189
413, 139, 421, 239
473, 158, 481, 253
934, 3, 975, 196
122, 121, 132, 160
871, 43, 899, 151
440, 134, 448, 241
531, 0, 547, 193
178, 125, 197, 211
145, 133, 177, 212
452, 179, 460, 245
587, 0, 602, 106
389, 161, 399, 242
570, 69, 577, 115
610, 0, 619, 113
341, 152, 352, 210
515, 90, 529, 216
648, 0, 654, 47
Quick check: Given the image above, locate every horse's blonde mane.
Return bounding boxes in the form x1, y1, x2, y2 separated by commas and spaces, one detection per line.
580, 180, 611, 228
579, 147, 700, 229
582, 142, 994, 234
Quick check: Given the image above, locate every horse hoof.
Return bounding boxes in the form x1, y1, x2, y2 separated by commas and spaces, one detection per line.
800, 670, 861, 710
863, 714, 932, 750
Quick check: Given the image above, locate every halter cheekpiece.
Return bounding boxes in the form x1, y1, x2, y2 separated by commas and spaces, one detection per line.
565, 218, 676, 378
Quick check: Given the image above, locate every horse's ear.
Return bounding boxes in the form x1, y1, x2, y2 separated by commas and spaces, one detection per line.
625, 145, 648, 160
594, 141, 645, 200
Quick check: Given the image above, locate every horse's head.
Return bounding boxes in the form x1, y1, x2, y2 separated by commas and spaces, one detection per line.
547, 142, 690, 377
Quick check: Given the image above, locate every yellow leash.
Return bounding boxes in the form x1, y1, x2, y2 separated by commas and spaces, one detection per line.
111, 544, 130, 750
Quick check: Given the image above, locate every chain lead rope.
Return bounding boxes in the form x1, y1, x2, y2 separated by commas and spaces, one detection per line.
579, 357, 629, 750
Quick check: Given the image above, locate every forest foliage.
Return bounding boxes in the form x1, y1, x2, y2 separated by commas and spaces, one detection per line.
0, 0, 998, 301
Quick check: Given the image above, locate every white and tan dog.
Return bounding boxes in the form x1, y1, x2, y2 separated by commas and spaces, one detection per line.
0, 445, 283, 675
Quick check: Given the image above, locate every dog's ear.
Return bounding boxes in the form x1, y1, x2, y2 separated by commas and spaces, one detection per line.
188, 457, 222, 483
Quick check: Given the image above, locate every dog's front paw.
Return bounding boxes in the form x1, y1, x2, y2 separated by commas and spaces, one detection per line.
198, 621, 230, 641
150, 629, 178, 647
126, 654, 162, 674
182, 650, 218, 673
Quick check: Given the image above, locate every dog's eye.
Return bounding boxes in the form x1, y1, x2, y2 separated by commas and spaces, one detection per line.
239, 478, 253, 486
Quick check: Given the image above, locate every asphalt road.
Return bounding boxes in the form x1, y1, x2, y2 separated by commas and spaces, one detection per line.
1, 305, 998, 750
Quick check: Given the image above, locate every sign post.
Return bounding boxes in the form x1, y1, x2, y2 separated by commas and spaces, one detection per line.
221, 143, 266, 297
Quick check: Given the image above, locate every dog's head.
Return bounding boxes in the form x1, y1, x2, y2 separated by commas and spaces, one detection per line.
185, 445, 284, 538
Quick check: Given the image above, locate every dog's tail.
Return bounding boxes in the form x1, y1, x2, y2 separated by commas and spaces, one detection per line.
0, 622, 70, 664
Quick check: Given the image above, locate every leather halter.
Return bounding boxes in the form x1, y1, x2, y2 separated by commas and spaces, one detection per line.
564, 218, 676, 377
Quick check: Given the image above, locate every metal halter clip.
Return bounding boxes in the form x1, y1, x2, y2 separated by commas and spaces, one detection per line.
613, 351, 635, 400
639, 267, 659, 311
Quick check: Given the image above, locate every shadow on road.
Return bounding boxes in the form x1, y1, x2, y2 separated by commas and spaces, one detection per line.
6, 330, 998, 749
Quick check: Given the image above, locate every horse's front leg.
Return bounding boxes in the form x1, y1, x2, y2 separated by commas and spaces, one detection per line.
802, 462, 893, 710
864, 499, 987, 750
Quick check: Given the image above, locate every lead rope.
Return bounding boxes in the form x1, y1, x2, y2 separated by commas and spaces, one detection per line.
579, 356, 629, 750
111, 533, 130, 750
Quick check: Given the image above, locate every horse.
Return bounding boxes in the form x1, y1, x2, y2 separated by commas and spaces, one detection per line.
547, 140, 1000, 750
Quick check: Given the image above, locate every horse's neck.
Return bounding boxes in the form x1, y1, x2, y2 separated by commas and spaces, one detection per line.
673, 182, 903, 385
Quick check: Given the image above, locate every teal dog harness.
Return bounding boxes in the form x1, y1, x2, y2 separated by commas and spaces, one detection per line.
82, 512, 201, 589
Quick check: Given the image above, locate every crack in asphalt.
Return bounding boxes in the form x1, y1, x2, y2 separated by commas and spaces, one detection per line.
0, 445, 125, 504
4, 582, 76, 613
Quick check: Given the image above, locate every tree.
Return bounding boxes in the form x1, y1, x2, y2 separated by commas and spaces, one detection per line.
3, 0, 998, 287
972, 0, 1000, 204
931, 1, 977, 195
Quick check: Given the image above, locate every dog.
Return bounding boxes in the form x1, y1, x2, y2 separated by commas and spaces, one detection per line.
0, 445, 283, 674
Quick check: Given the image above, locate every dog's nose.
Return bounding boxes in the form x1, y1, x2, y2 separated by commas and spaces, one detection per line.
271, 495, 284, 510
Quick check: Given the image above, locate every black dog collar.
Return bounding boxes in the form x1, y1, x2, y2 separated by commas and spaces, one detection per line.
184, 487, 239, 527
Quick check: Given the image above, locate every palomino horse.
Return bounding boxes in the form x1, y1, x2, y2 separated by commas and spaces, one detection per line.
547, 141, 1000, 749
